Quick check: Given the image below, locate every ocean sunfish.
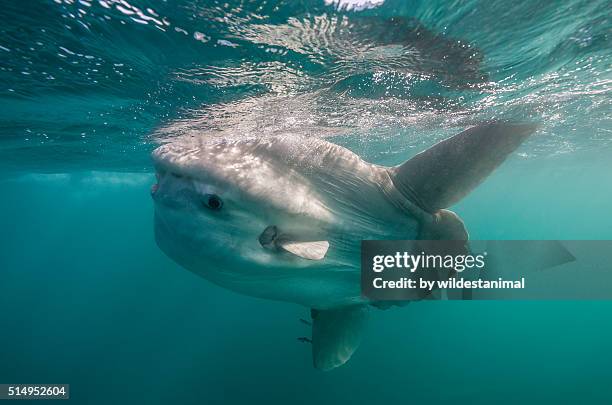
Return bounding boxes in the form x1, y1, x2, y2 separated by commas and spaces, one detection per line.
151, 122, 536, 370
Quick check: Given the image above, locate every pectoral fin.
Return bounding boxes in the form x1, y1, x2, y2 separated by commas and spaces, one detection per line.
258, 226, 329, 260
278, 240, 329, 260
311, 305, 368, 371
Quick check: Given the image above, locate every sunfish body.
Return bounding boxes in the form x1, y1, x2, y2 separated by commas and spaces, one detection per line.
151, 122, 536, 370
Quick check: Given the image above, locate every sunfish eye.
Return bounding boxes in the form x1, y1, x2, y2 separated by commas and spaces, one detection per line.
203, 194, 223, 211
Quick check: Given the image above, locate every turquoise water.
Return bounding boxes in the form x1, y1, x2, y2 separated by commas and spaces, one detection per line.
1, 0, 611, 403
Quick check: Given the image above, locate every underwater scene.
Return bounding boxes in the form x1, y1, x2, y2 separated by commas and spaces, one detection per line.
0, 0, 611, 403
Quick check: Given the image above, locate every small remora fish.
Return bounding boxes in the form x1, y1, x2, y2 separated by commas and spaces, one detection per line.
151, 122, 537, 371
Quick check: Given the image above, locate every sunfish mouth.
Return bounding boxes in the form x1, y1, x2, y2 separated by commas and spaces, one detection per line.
150, 165, 192, 197
151, 172, 160, 195
150, 142, 198, 196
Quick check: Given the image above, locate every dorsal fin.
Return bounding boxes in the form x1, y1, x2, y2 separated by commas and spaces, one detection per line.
389, 121, 538, 212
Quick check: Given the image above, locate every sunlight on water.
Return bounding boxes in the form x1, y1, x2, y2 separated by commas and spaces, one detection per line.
0, 0, 609, 171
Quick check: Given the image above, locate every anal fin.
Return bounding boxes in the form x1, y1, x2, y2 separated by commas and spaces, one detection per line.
311, 305, 368, 371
